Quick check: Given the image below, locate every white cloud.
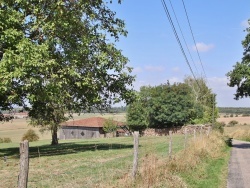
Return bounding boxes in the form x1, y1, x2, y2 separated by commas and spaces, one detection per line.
208, 77, 250, 107
171, 67, 180, 72
133, 67, 143, 73
193, 42, 214, 52
241, 20, 249, 28
144, 65, 165, 72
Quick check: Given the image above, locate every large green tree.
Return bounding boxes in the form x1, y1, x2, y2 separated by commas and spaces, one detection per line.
227, 19, 250, 99
0, 0, 135, 144
184, 76, 218, 124
127, 82, 199, 130
148, 83, 196, 128
126, 98, 148, 132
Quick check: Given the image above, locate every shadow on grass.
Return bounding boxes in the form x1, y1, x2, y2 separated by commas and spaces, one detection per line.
0, 142, 134, 158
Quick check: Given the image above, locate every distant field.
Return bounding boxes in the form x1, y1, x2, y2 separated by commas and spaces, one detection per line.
0, 113, 126, 143
217, 116, 250, 124
71, 113, 126, 122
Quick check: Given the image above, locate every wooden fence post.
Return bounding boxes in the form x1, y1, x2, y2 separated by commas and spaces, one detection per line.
18, 140, 29, 188
169, 131, 172, 159
132, 131, 139, 179
184, 128, 187, 149
207, 126, 211, 137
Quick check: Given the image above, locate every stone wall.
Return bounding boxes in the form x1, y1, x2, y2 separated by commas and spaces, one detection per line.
142, 124, 212, 136
142, 127, 182, 136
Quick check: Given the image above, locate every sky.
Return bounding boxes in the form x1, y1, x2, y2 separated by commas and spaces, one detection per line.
109, 0, 250, 107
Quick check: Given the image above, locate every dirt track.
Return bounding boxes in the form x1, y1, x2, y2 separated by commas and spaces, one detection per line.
227, 140, 250, 188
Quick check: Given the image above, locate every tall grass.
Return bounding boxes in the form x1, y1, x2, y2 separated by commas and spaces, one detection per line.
111, 132, 228, 188
229, 129, 250, 141
225, 124, 250, 142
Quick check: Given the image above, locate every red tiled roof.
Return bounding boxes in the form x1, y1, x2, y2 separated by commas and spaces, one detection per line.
61, 117, 124, 128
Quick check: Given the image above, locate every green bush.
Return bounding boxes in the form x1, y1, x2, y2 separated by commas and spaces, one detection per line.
212, 122, 224, 134
22, 129, 39, 142
242, 114, 250, 117
230, 114, 234, 117
224, 136, 232, 147
0, 137, 12, 143
228, 120, 238, 127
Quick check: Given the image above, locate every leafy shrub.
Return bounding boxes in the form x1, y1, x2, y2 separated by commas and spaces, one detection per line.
103, 118, 117, 133
228, 120, 238, 127
219, 121, 226, 127
0, 137, 12, 143
230, 114, 234, 117
235, 114, 238, 117
242, 114, 250, 117
3, 138, 12, 143
212, 122, 224, 134
224, 136, 232, 147
22, 129, 39, 142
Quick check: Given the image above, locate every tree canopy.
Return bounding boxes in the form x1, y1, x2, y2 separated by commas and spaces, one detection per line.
127, 80, 217, 131
103, 118, 117, 134
0, 0, 135, 144
227, 19, 250, 99
127, 82, 196, 130
184, 76, 217, 124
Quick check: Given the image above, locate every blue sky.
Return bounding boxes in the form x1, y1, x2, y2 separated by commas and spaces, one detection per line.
110, 0, 250, 107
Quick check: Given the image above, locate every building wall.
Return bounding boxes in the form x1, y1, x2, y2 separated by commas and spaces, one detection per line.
59, 126, 104, 140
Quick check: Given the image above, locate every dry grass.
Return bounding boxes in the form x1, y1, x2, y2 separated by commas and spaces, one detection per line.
168, 133, 225, 172
106, 132, 228, 188
224, 124, 250, 141
218, 116, 250, 141
70, 113, 126, 122
0, 119, 51, 143
217, 116, 250, 124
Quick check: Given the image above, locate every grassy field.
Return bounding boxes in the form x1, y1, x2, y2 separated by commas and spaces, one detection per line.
0, 113, 126, 143
0, 132, 230, 188
1, 135, 185, 188
0, 113, 231, 187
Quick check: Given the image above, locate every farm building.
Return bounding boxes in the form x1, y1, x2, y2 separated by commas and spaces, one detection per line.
59, 117, 128, 140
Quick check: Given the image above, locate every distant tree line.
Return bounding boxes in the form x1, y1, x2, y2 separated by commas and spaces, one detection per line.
218, 107, 250, 115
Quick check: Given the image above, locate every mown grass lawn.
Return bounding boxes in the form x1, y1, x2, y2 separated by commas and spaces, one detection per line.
0, 135, 184, 188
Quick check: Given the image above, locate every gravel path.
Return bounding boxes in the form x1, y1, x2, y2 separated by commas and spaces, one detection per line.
227, 140, 250, 188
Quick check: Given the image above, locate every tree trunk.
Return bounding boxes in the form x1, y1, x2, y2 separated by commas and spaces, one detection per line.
51, 127, 58, 145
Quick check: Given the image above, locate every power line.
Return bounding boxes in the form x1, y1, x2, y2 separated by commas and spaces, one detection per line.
168, 0, 200, 78
161, 0, 201, 89
181, 0, 208, 83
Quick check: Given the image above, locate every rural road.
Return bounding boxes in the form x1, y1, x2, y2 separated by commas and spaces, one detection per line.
227, 139, 250, 188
